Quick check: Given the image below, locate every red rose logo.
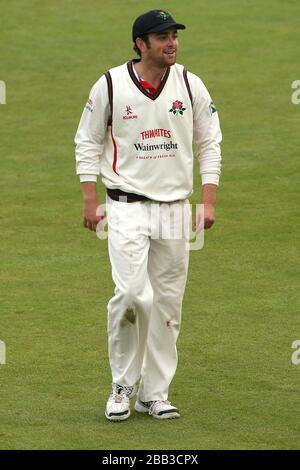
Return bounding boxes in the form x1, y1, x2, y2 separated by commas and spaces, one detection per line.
173, 100, 183, 109
169, 100, 186, 115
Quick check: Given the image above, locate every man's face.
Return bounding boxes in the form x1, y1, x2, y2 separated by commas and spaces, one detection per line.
143, 28, 179, 67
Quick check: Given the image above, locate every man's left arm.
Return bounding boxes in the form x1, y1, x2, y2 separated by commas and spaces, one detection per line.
190, 74, 222, 230
201, 183, 218, 230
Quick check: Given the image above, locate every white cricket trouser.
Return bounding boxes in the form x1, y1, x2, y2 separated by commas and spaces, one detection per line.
106, 196, 190, 401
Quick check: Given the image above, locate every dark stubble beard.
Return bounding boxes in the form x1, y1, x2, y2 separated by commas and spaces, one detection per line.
144, 42, 177, 68
149, 52, 177, 69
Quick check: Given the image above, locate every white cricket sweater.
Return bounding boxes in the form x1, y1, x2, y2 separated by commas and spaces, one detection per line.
75, 61, 222, 202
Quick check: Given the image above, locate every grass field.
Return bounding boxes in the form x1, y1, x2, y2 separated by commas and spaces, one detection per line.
0, 0, 299, 450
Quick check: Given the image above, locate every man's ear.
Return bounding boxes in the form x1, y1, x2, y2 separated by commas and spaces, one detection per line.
135, 37, 148, 54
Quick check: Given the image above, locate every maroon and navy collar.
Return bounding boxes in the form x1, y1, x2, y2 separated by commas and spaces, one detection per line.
127, 60, 170, 100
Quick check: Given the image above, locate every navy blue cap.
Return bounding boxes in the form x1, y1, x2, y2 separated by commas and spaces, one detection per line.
132, 10, 186, 41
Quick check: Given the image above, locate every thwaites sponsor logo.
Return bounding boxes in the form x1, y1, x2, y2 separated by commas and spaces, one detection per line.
140, 128, 171, 140
134, 128, 179, 157
123, 105, 138, 120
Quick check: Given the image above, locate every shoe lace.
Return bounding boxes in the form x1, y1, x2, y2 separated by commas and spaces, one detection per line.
149, 400, 171, 415
112, 383, 134, 401
113, 391, 126, 403
123, 385, 136, 397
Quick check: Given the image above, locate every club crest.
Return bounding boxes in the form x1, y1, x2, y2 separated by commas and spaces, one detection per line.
169, 100, 186, 116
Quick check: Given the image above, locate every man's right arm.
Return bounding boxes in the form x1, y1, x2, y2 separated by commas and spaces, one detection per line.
81, 182, 104, 232
75, 75, 109, 231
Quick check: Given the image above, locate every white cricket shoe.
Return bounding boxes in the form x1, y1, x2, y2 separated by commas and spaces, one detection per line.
135, 399, 180, 419
105, 383, 137, 421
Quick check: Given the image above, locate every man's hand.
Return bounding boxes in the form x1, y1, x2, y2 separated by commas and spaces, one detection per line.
203, 203, 216, 230
196, 184, 218, 232
83, 199, 104, 231
81, 182, 104, 232
195, 203, 215, 232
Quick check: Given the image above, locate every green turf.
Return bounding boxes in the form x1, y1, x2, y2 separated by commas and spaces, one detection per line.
0, 0, 299, 450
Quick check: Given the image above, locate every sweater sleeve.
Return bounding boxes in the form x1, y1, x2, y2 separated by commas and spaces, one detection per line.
188, 72, 222, 186
74, 75, 109, 180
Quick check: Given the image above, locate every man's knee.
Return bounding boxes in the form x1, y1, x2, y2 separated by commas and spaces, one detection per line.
113, 284, 152, 313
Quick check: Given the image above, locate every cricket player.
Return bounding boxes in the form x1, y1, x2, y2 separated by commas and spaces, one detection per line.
75, 9, 222, 420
